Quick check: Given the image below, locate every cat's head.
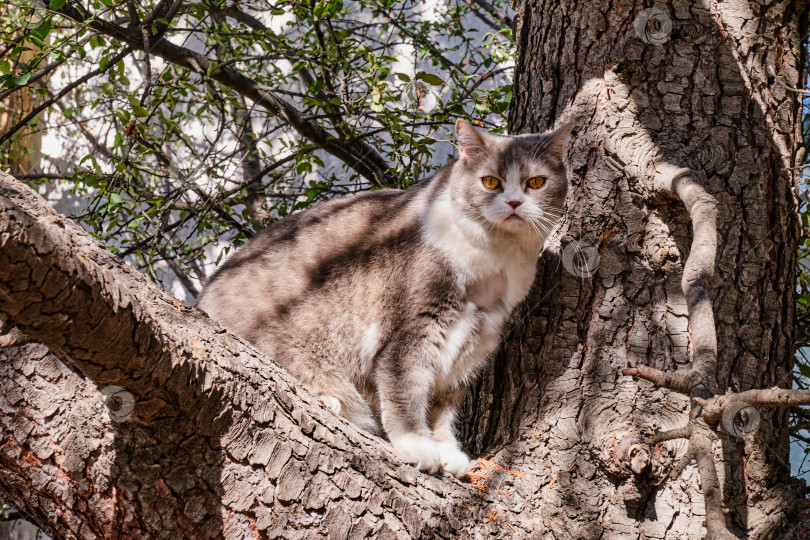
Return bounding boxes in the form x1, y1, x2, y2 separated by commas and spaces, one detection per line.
450, 118, 570, 238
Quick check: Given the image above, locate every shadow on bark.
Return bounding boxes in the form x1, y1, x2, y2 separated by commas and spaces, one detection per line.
457, 0, 807, 538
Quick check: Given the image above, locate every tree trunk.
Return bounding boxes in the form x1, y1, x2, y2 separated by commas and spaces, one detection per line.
460, 0, 808, 537
0, 0, 808, 538
0, 42, 41, 175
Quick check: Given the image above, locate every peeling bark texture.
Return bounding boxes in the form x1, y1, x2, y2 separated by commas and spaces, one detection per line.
462, 0, 807, 537
0, 1, 809, 539
0, 175, 487, 537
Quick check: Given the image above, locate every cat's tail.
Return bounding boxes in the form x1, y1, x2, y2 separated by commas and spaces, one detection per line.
314, 379, 380, 436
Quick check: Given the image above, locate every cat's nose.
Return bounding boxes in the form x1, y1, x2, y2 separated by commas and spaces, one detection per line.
506, 200, 523, 209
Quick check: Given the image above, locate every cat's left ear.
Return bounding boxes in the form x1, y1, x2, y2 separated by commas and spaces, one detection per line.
455, 118, 486, 160
543, 121, 573, 161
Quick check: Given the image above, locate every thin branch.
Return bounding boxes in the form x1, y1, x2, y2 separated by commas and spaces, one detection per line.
0, 47, 134, 148
465, 0, 513, 28
54, 1, 394, 187
703, 388, 810, 424
0, 56, 70, 102
622, 366, 695, 394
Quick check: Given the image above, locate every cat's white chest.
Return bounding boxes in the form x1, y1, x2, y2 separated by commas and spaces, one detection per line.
433, 264, 536, 390
432, 301, 508, 392
466, 262, 536, 314
421, 189, 542, 389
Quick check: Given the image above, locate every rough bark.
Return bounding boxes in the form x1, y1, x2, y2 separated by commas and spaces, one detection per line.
1, 0, 809, 538
0, 174, 486, 538
457, 0, 808, 538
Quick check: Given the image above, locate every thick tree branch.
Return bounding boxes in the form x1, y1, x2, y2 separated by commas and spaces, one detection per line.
703, 388, 810, 424
652, 164, 719, 397
0, 172, 484, 537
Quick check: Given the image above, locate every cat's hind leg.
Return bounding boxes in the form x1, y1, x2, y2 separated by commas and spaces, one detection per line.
314, 378, 379, 435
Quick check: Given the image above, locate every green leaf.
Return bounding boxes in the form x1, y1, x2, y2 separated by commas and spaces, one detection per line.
395, 72, 411, 82
416, 72, 444, 86
313, 0, 343, 19
30, 18, 52, 42
14, 73, 32, 86
800, 364, 810, 379
49, 0, 66, 10
108, 192, 123, 212
0, 61, 9, 75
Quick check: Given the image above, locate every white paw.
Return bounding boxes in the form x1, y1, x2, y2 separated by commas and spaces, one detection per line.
319, 395, 342, 415
390, 433, 441, 474
436, 441, 472, 477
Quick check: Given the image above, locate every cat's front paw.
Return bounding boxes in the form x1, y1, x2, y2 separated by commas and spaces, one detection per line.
436, 441, 472, 477
390, 434, 441, 474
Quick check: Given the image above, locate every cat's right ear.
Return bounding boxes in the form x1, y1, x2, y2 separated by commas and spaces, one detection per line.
455, 119, 485, 160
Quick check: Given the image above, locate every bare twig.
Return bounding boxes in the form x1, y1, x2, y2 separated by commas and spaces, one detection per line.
647, 424, 692, 444
465, 0, 513, 28
621, 366, 695, 394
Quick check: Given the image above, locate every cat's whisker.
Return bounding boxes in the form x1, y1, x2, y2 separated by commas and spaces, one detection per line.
537, 217, 558, 235
536, 205, 565, 217
522, 209, 561, 225
525, 215, 550, 237
470, 214, 496, 233
536, 214, 559, 233
526, 217, 542, 237
534, 219, 552, 236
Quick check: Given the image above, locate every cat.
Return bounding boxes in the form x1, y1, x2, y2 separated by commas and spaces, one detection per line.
196, 119, 570, 476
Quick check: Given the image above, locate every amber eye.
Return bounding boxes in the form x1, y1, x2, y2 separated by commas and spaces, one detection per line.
527, 176, 546, 189
481, 176, 500, 190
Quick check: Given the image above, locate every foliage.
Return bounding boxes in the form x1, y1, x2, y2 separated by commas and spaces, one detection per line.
0, 0, 514, 295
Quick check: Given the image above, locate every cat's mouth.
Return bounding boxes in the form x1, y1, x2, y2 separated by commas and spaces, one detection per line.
504, 214, 524, 222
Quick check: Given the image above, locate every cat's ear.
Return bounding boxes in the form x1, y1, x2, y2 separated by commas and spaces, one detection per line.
543, 121, 573, 160
455, 119, 486, 159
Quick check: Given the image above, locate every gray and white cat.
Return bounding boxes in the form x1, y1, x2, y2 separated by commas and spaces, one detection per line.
197, 119, 570, 476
